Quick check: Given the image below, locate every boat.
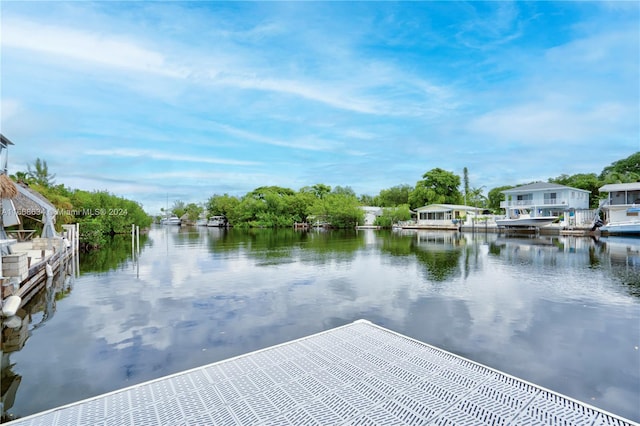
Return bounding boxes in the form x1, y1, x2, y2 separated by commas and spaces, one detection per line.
160, 215, 181, 226
495, 208, 557, 228
599, 218, 640, 235
195, 218, 208, 226
597, 183, 640, 236
207, 216, 227, 227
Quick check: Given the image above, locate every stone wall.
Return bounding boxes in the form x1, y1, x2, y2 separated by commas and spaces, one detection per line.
2, 253, 28, 283
31, 237, 55, 250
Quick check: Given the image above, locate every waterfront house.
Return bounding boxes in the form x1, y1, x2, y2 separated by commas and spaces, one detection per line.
599, 182, 640, 206
501, 182, 591, 225
360, 206, 383, 226
598, 182, 640, 234
415, 204, 482, 227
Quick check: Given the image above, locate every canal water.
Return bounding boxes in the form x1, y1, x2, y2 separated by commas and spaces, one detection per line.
2, 226, 639, 422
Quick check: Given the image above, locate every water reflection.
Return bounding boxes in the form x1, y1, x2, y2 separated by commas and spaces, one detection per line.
79, 233, 150, 274
594, 236, 640, 296
1, 264, 74, 423
2, 227, 639, 422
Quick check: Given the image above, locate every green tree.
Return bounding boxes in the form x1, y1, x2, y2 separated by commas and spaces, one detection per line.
229, 186, 300, 228
374, 204, 412, 227
290, 191, 316, 223
376, 184, 412, 207
300, 183, 332, 199
171, 200, 186, 218
27, 158, 56, 187
308, 192, 363, 228
207, 194, 240, 219
487, 185, 513, 213
184, 203, 203, 221
409, 168, 463, 209
10, 171, 30, 184
463, 167, 470, 205
466, 186, 487, 209
332, 185, 356, 197
358, 194, 375, 205
599, 152, 640, 182
549, 173, 602, 208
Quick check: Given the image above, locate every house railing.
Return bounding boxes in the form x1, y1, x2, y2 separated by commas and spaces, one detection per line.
500, 200, 568, 208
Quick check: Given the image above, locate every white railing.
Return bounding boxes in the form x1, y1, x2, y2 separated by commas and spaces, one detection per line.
501, 200, 568, 208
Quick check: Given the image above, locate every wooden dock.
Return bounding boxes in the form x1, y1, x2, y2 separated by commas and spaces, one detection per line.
6, 320, 636, 425
13, 245, 76, 307
2, 224, 79, 311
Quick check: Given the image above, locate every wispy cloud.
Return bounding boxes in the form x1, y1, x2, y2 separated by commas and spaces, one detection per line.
454, 2, 523, 49
467, 102, 628, 144
2, 2, 637, 213
2, 13, 455, 117
86, 149, 261, 166
1, 18, 187, 78
0, 99, 21, 122
210, 122, 337, 152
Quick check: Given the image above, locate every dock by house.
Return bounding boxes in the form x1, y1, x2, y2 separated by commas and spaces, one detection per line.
2, 224, 79, 313
6, 320, 635, 425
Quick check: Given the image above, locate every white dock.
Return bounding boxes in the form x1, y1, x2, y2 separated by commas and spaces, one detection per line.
7, 320, 636, 425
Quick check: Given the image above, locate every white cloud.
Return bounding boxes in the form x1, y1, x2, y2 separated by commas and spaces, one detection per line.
0, 99, 22, 122
1, 18, 187, 78
545, 27, 639, 70
468, 104, 593, 144
210, 122, 337, 152
85, 148, 261, 166
216, 75, 384, 115
1, 15, 454, 119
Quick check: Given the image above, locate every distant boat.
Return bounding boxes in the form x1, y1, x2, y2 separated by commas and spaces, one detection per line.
196, 218, 208, 226
161, 216, 181, 226
207, 216, 227, 227
496, 209, 557, 228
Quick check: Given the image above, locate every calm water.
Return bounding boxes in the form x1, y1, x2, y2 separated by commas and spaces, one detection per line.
2, 226, 639, 422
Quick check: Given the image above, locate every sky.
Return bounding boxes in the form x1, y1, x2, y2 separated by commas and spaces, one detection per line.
1, 1, 638, 214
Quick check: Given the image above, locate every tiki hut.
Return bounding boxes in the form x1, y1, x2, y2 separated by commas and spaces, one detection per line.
1, 134, 17, 254
0, 174, 18, 199
9, 182, 58, 239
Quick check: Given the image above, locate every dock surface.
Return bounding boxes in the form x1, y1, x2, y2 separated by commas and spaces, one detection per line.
8, 320, 635, 425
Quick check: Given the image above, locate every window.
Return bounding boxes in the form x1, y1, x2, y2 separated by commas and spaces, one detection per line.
516, 194, 532, 205
544, 192, 557, 204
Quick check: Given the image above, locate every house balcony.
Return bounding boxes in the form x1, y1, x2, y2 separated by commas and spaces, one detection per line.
500, 200, 567, 209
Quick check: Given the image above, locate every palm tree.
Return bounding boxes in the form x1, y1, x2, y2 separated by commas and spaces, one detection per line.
27, 158, 56, 187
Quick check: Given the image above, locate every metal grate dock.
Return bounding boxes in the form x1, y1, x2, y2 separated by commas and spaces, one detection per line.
9, 320, 636, 425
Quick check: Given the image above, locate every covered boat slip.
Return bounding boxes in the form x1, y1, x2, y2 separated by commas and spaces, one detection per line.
8, 321, 635, 426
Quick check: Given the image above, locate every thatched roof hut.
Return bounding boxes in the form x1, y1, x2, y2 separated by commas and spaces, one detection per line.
11, 182, 56, 217
3, 182, 58, 238
0, 174, 18, 199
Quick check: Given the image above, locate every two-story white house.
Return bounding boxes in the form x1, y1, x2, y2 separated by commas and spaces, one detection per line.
501, 182, 591, 225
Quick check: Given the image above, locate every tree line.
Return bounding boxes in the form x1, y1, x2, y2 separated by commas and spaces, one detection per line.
183, 152, 638, 229
11, 152, 639, 238
10, 161, 152, 249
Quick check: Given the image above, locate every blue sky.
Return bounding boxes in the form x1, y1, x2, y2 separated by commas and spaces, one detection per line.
1, 1, 638, 214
